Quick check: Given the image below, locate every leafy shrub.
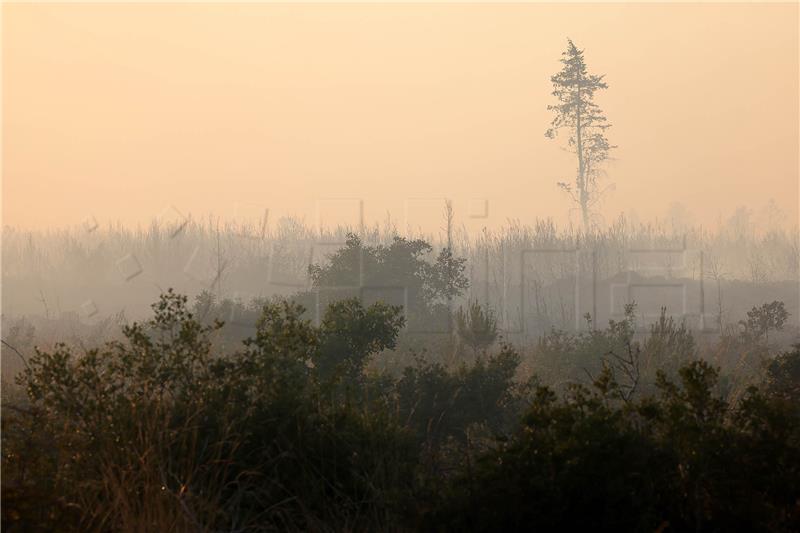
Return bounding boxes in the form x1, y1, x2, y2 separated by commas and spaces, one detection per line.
4, 291, 799, 532
741, 300, 790, 344
396, 345, 522, 447
455, 300, 499, 356
3, 290, 415, 531
429, 359, 800, 532
307, 233, 468, 334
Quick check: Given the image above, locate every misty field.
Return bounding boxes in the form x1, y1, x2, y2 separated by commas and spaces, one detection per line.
3, 2, 800, 531
2, 216, 799, 531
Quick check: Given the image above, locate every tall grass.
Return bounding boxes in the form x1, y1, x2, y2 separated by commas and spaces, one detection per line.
2, 214, 798, 355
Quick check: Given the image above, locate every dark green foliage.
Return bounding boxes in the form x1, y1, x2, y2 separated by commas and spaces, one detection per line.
742, 300, 790, 343
190, 233, 472, 370
315, 297, 405, 382
307, 233, 468, 332
534, 303, 637, 387
764, 344, 800, 403
430, 378, 663, 532
643, 307, 697, 366
4, 290, 414, 531
4, 291, 800, 532
397, 345, 522, 446
430, 359, 800, 532
455, 300, 499, 356
534, 304, 705, 399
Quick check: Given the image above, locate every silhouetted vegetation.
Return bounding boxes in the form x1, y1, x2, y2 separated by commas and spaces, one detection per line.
2, 229, 799, 531
546, 39, 614, 229
4, 285, 800, 530
3, 7, 798, 530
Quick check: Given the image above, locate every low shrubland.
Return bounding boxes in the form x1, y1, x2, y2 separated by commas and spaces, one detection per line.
3, 232, 799, 531
2, 287, 799, 531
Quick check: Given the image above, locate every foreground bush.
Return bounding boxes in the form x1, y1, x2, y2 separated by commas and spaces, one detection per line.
3, 291, 799, 531
428, 354, 800, 532
3, 290, 415, 531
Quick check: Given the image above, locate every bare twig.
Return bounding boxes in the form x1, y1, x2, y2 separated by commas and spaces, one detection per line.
1, 339, 31, 372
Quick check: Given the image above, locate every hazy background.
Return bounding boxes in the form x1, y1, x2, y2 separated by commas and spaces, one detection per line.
3, 2, 798, 233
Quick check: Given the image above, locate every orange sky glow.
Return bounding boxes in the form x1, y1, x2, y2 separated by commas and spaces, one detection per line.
3, 2, 798, 233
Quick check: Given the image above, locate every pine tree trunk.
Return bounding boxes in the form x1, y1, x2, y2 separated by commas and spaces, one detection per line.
575, 83, 589, 231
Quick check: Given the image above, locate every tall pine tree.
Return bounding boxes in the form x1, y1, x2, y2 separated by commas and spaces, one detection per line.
546, 39, 614, 230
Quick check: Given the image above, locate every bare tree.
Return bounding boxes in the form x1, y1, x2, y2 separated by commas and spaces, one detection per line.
546, 39, 614, 230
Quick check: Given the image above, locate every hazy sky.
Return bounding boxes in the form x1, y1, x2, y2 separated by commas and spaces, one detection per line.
3, 2, 798, 233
